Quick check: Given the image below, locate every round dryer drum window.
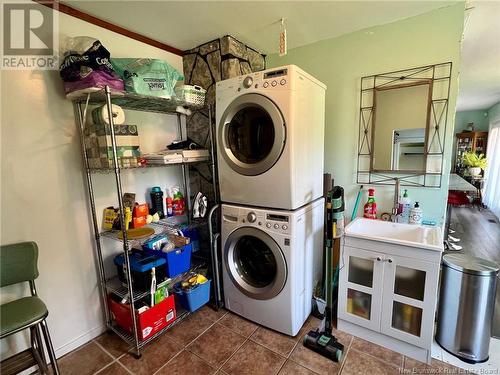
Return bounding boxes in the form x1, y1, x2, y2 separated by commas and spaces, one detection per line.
225, 227, 287, 300
219, 94, 286, 176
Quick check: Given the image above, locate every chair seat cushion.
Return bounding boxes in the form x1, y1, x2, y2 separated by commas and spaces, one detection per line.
1, 297, 48, 337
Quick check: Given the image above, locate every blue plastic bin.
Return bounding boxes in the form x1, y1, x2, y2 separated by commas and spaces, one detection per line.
181, 227, 200, 253
174, 279, 211, 312
145, 243, 192, 278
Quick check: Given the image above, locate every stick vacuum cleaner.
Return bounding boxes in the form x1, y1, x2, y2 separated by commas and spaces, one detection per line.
303, 187, 345, 362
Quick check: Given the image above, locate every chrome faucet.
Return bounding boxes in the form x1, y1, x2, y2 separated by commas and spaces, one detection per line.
392, 179, 400, 222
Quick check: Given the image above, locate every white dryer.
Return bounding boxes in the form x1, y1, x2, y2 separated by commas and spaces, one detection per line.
221, 198, 324, 336
216, 65, 326, 210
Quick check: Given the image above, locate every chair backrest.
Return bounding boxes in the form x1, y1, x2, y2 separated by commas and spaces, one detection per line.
0, 241, 39, 287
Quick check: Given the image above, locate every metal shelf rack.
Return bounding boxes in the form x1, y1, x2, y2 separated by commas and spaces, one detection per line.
73, 86, 220, 358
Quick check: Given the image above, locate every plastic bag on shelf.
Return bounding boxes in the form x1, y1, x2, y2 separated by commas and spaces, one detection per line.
111, 58, 183, 98
59, 36, 124, 95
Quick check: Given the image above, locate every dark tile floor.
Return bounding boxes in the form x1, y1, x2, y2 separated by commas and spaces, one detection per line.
53, 306, 463, 375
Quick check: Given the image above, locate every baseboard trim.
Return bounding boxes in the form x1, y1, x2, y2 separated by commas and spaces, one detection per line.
55, 324, 106, 358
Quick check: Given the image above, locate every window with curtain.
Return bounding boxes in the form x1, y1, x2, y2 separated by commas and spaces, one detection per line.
483, 120, 500, 219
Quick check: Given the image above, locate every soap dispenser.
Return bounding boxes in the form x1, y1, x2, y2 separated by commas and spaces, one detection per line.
409, 202, 423, 225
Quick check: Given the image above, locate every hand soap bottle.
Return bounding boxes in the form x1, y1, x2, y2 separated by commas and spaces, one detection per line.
409, 202, 423, 225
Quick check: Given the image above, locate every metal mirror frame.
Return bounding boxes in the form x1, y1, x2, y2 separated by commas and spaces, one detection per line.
357, 62, 452, 188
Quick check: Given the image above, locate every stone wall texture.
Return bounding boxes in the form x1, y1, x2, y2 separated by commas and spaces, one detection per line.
182, 36, 265, 251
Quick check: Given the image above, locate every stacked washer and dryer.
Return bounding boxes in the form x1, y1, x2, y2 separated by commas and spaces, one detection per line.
215, 65, 327, 336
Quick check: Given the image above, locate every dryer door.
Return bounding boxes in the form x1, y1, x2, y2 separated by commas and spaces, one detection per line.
219, 93, 286, 176
224, 227, 287, 300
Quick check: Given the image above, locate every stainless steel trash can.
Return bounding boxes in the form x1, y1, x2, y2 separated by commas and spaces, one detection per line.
436, 254, 499, 363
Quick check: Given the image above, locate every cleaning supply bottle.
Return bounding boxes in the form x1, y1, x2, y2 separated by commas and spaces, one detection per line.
363, 188, 377, 219
400, 189, 412, 223
165, 188, 173, 217
409, 202, 423, 225
172, 186, 185, 216
150, 187, 165, 219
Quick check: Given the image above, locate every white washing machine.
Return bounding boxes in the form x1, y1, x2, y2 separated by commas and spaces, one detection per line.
221, 198, 324, 336
216, 65, 326, 210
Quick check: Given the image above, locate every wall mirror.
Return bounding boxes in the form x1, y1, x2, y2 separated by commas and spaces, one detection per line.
357, 62, 452, 187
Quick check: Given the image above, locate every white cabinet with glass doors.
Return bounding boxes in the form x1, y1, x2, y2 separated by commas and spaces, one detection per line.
338, 237, 442, 364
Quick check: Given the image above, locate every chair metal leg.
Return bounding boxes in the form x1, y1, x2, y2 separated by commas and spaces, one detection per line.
40, 320, 60, 375
30, 326, 49, 374
34, 325, 48, 366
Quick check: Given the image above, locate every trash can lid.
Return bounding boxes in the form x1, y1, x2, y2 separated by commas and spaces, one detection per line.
443, 254, 499, 276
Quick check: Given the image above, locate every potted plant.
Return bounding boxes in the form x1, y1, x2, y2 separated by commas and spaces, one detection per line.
462, 151, 487, 176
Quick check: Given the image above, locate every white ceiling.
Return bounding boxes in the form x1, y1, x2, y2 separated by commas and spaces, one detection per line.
66, 1, 453, 54
456, 1, 500, 111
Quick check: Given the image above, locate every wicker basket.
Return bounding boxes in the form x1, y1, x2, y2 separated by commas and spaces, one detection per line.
175, 85, 206, 106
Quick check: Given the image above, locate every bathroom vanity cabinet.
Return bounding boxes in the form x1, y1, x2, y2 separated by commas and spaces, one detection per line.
338, 218, 443, 364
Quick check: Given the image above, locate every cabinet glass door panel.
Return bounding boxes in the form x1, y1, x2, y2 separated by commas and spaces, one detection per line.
391, 301, 422, 337
381, 255, 439, 347
338, 246, 384, 331
394, 266, 426, 301
347, 288, 372, 320
348, 256, 374, 287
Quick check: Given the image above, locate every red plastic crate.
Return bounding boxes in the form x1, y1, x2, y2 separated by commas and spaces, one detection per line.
109, 294, 176, 340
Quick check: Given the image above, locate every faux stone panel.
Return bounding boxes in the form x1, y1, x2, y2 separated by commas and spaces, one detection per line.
220, 35, 247, 59
199, 40, 220, 55
247, 48, 265, 71
207, 51, 221, 82
183, 53, 197, 83
190, 56, 213, 89
185, 47, 199, 54
186, 111, 209, 146
205, 84, 216, 106
240, 61, 252, 75
222, 58, 241, 80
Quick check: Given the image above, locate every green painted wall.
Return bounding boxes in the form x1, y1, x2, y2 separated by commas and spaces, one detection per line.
455, 110, 489, 132
452, 110, 489, 167
268, 4, 465, 225
488, 102, 500, 124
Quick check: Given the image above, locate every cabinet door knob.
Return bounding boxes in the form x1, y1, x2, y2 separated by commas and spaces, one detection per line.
376, 257, 382, 261
387, 258, 393, 263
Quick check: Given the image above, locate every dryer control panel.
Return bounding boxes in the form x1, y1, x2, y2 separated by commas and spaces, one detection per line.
216, 67, 290, 94
222, 206, 291, 235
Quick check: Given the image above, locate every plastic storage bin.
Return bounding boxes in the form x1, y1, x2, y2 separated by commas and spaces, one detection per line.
114, 251, 167, 291
145, 243, 192, 278
181, 227, 200, 253
174, 278, 211, 312
108, 294, 176, 341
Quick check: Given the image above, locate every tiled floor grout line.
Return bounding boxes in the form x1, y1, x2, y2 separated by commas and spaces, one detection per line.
151, 310, 227, 375
116, 359, 135, 375
92, 339, 120, 361
347, 345, 402, 370
93, 359, 117, 374
338, 335, 353, 373
151, 347, 185, 375
215, 336, 250, 373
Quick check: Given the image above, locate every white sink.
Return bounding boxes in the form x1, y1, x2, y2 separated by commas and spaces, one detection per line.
345, 218, 443, 251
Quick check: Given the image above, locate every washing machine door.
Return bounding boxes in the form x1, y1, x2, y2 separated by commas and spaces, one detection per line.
219, 93, 286, 176
225, 227, 287, 300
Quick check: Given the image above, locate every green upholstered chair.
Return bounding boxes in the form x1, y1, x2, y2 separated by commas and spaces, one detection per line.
0, 241, 60, 375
